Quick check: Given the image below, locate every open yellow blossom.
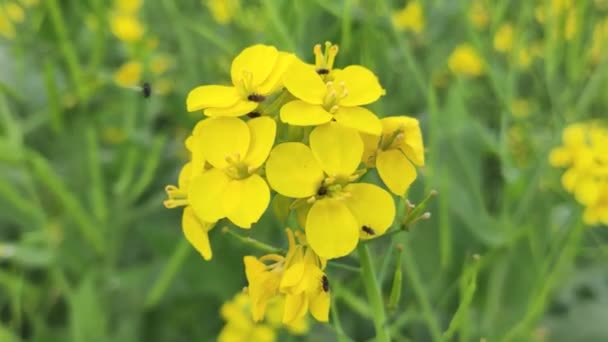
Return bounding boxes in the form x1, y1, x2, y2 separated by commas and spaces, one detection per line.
188, 116, 275, 228
448, 44, 484, 77
265, 123, 396, 258
281, 59, 385, 135
110, 14, 144, 43
392, 1, 425, 34
494, 23, 514, 53
187, 45, 294, 117
244, 229, 330, 324
361, 116, 425, 196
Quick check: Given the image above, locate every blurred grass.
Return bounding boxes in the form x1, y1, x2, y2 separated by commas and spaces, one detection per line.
1, 0, 608, 341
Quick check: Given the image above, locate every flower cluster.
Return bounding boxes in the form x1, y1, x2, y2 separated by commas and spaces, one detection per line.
550, 122, 608, 225
218, 290, 307, 342
165, 42, 425, 325
107, 0, 174, 95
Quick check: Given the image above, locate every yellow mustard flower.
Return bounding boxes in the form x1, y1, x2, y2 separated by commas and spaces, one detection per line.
219, 292, 276, 342
113, 60, 143, 87
510, 98, 531, 119
550, 123, 608, 225
265, 123, 395, 259
110, 14, 144, 43
361, 116, 425, 196
164, 121, 219, 260
281, 58, 385, 135
392, 1, 425, 34
494, 23, 514, 53
113, 0, 142, 14
187, 44, 294, 117
468, 0, 489, 30
188, 116, 275, 228
206, 0, 240, 25
448, 44, 484, 77
164, 162, 217, 260
0, 2, 24, 39
516, 47, 534, 69
244, 229, 330, 324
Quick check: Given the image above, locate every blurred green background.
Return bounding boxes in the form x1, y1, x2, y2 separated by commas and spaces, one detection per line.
1, 0, 608, 341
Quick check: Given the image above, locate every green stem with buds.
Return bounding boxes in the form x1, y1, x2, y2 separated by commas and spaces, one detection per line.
358, 244, 390, 342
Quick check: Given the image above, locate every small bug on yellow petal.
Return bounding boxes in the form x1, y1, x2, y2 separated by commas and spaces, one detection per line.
362, 225, 376, 235
321, 275, 330, 292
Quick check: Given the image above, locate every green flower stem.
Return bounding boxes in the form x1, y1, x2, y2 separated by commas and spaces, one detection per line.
357, 244, 390, 342
221, 227, 283, 254
144, 239, 190, 309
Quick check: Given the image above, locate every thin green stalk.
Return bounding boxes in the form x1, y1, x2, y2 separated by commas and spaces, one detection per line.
222, 227, 283, 254
400, 244, 443, 341
330, 286, 351, 342
144, 239, 191, 309
358, 244, 390, 342
44, 0, 85, 100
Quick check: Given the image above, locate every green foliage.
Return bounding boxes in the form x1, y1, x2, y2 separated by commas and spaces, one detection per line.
1, 0, 608, 341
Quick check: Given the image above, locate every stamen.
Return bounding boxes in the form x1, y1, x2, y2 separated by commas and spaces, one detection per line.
163, 185, 188, 208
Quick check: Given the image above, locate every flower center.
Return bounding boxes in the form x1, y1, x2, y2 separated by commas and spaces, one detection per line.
224, 152, 254, 180
239, 70, 266, 102
322, 81, 348, 113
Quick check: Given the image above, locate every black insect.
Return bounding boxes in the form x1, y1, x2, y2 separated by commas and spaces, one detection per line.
247, 112, 261, 118
362, 225, 376, 235
316, 68, 329, 75
142, 82, 152, 98
317, 186, 328, 196
247, 94, 266, 102
321, 275, 330, 292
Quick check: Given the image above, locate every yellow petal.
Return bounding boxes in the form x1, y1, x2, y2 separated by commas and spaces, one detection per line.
280, 262, 306, 289
231, 44, 279, 88
574, 179, 600, 206
204, 99, 258, 117
222, 174, 270, 228
344, 183, 396, 237
282, 293, 308, 325
266, 143, 325, 198
306, 198, 359, 259
361, 133, 381, 166
189, 168, 230, 222
382, 116, 425, 166
257, 52, 295, 95
281, 100, 333, 126
186, 85, 240, 112
333, 65, 385, 107
244, 116, 276, 168
244, 256, 267, 282
549, 147, 572, 167
182, 207, 214, 260
309, 123, 363, 177
376, 149, 417, 196
178, 163, 192, 190
333, 106, 382, 135
199, 117, 250, 169
283, 59, 326, 104
280, 100, 333, 126
309, 290, 330, 322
